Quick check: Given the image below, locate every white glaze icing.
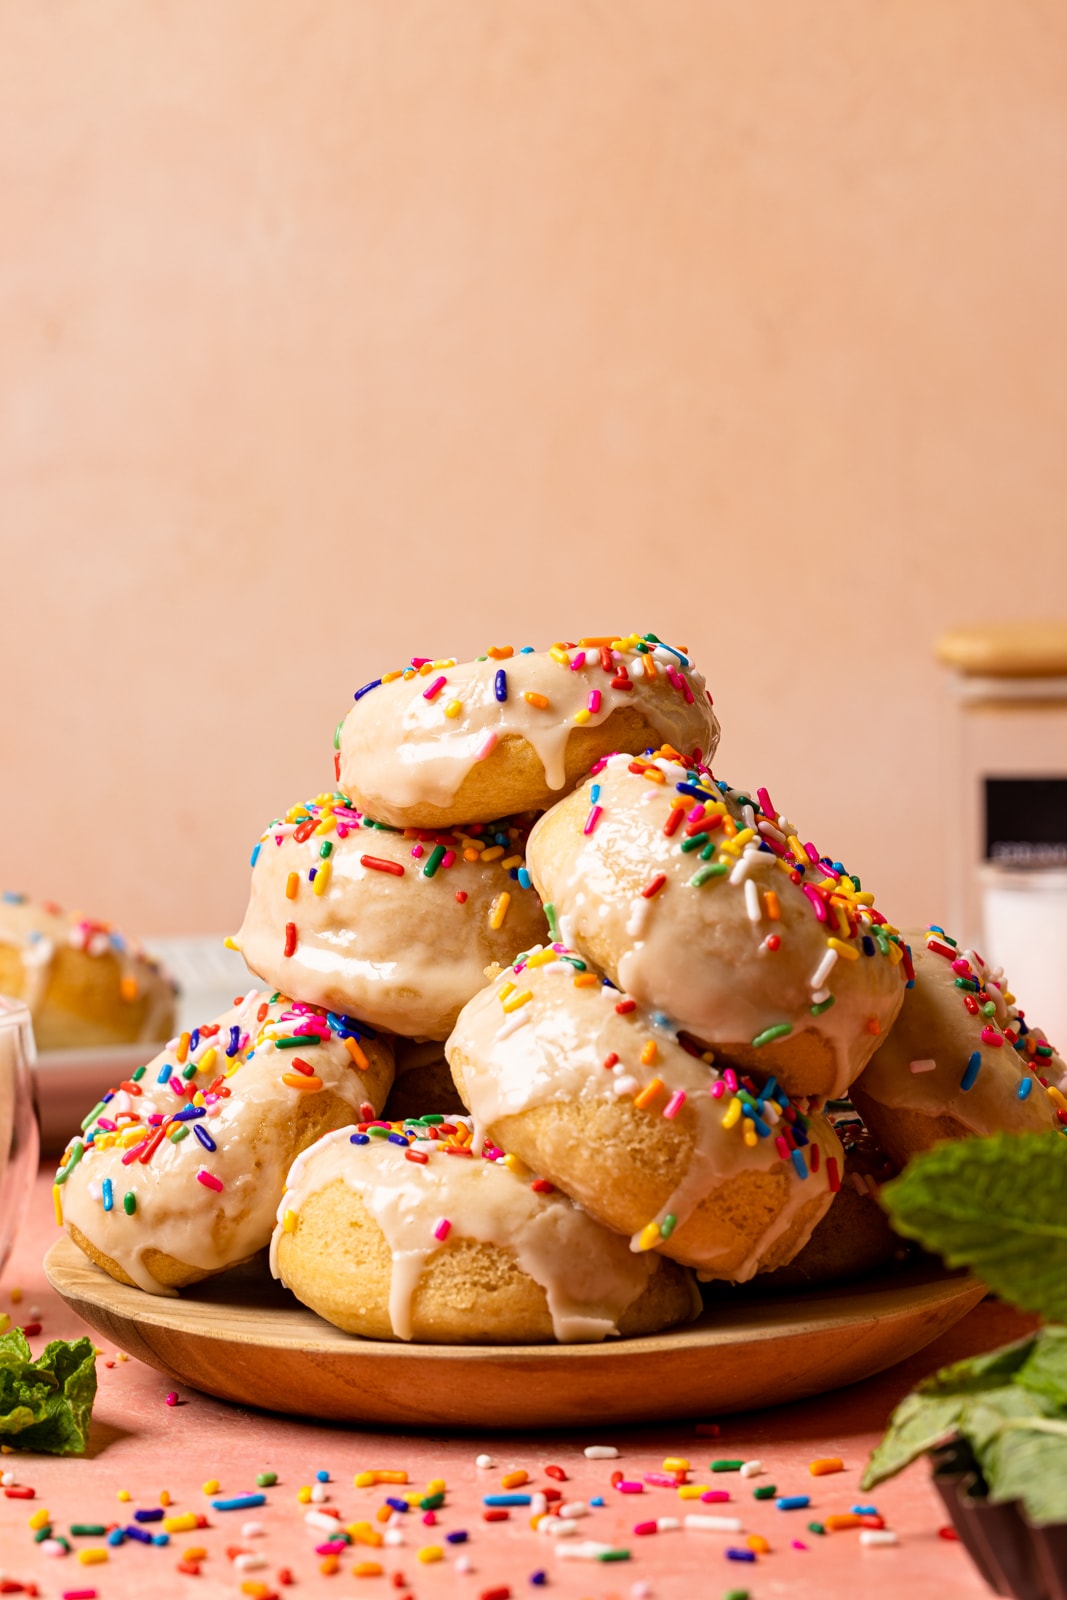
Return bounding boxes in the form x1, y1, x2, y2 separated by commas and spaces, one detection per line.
0, 892, 177, 1043
235, 794, 547, 1040
272, 1121, 688, 1343
338, 635, 718, 822
526, 753, 908, 1098
445, 946, 842, 1279
853, 927, 1066, 1132
57, 991, 393, 1294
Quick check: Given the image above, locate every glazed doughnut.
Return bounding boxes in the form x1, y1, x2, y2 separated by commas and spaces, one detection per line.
446, 945, 844, 1280
336, 633, 718, 829
525, 751, 908, 1099
850, 925, 1065, 1167
0, 891, 177, 1051
55, 990, 394, 1293
235, 793, 547, 1040
383, 1039, 467, 1120
271, 1119, 700, 1343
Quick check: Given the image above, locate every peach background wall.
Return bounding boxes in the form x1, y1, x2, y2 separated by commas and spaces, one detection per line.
2, 1, 1066, 938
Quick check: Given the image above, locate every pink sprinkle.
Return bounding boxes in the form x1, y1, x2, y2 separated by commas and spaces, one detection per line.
775, 1135, 791, 1160
169, 1076, 185, 1096
62, 1591, 99, 1600
441, 849, 456, 869
587, 689, 602, 714
589, 757, 610, 776
315, 1540, 347, 1555
570, 651, 587, 671
701, 1490, 731, 1503
95, 1118, 117, 1132
981, 1026, 1004, 1047
644, 1474, 679, 1489
165, 1391, 179, 1406
722, 1068, 738, 1092
792, 1539, 808, 1550
804, 841, 820, 863
411, 843, 424, 859
681, 678, 694, 704
616, 1481, 644, 1493
710, 1080, 725, 1099
801, 884, 828, 922
196, 1168, 224, 1192
422, 1510, 436, 1526
756, 786, 774, 818
584, 805, 603, 836
663, 1090, 686, 1120
121, 1141, 147, 1165
666, 666, 683, 692
633, 1520, 658, 1535
686, 805, 705, 825
476, 730, 498, 761
951, 958, 972, 975
434, 1218, 452, 1241
410, 657, 431, 668
422, 675, 447, 700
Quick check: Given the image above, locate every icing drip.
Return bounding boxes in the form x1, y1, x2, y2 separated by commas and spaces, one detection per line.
273, 1121, 669, 1343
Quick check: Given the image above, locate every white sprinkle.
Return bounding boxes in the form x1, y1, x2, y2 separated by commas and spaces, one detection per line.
811, 988, 831, 1005
683, 1514, 743, 1532
383, 1527, 405, 1546
541, 1518, 581, 1538
584, 1445, 619, 1459
631, 1584, 653, 1600
654, 1516, 681, 1531
744, 879, 761, 922
555, 1540, 622, 1560
40, 1541, 68, 1558
309, 1483, 328, 1503
810, 947, 839, 991
613, 1075, 640, 1096
559, 1501, 589, 1518
626, 897, 652, 938
475, 1454, 495, 1468
909, 1058, 937, 1074
530, 1492, 547, 1517
739, 1460, 763, 1478
234, 1553, 268, 1572
454, 1553, 472, 1573
1, 1472, 16, 1486
860, 1529, 899, 1546
496, 1012, 532, 1042
241, 1521, 267, 1538
304, 1510, 341, 1532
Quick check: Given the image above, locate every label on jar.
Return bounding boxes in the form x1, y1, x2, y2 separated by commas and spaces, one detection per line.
986, 775, 1067, 865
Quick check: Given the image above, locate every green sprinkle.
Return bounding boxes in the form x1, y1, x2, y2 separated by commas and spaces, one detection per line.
810, 995, 836, 1015
423, 844, 447, 879
255, 1471, 277, 1487
334, 719, 344, 750
420, 1492, 445, 1510
170, 1125, 189, 1143
368, 1126, 391, 1139
981, 1000, 997, 1016
55, 1140, 85, 1185
416, 1114, 445, 1125
123, 1191, 137, 1215
269, 991, 282, 1003
33, 1525, 54, 1542
319, 840, 333, 858
724, 1591, 751, 1600
753, 1484, 777, 1499
680, 833, 710, 853
181, 1061, 198, 1079
751, 1023, 792, 1049
560, 955, 587, 970
807, 1520, 826, 1535
689, 862, 729, 887
273, 1036, 316, 1049
711, 1459, 744, 1472
597, 1549, 631, 1562
80, 1100, 106, 1132
700, 840, 717, 859
544, 902, 560, 939
132, 1064, 146, 1081
659, 1213, 677, 1239
70, 1523, 107, 1536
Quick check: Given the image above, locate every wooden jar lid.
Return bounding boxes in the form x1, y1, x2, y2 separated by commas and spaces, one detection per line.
936, 623, 1067, 678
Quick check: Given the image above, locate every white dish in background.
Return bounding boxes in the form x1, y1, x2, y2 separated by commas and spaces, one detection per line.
33, 936, 251, 1153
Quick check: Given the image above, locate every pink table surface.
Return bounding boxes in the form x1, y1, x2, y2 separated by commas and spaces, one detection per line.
1, 1166, 1029, 1600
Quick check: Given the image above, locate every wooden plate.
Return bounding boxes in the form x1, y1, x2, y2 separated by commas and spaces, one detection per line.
45, 1237, 985, 1430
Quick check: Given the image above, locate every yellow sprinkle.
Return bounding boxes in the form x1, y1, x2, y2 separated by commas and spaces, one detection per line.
315, 814, 336, 835
197, 1047, 217, 1076
28, 1507, 50, 1530
787, 834, 805, 860
298, 1484, 313, 1502
313, 860, 332, 897
826, 936, 860, 962
502, 990, 533, 1014
573, 709, 591, 724
52, 1184, 63, 1226
202, 1478, 220, 1495
1048, 1085, 1067, 1112
887, 940, 904, 965
79, 1549, 109, 1565
743, 1118, 758, 1147
285, 872, 299, 900
1003, 987, 1016, 1003
640, 1040, 658, 1066
500, 854, 522, 870
504, 1153, 532, 1179
163, 1512, 198, 1533
524, 691, 550, 709
426, 1478, 447, 1496
732, 828, 755, 849
721, 1097, 743, 1130
348, 1522, 384, 1545
480, 845, 504, 862
676, 1485, 708, 1500
663, 1457, 690, 1471
573, 972, 599, 988
642, 766, 666, 784
283, 1209, 298, 1234
489, 892, 511, 931
549, 645, 571, 666
118, 1489, 132, 1502
525, 949, 557, 967
224, 935, 240, 950
444, 700, 462, 718
418, 1546, 444, 1563
636, 1222, 661, 1251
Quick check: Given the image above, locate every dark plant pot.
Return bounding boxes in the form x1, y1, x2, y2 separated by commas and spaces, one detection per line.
930, 1441, 1067, 1600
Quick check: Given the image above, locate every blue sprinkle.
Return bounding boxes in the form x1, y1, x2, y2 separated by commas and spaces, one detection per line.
190, 1029, 200, 1051
861, 935, 876, 956
790, 1150, 808, 1180
851, 1504, 879, 1516
156, 1062, 172, 1084
152, 1532, 170, 1546
929, 923, 946, 935
776, 1495, 810, 1510
316, 1470, 330, 1482
250, 843, 261, 869
494, 669, 508, 702
387, 1132, 409, 1147
125, 1525, 153, 1543
386, 1497, 409, 1512
590, 784, 601, 803
107, 1528, 125, 1546
227, 1025, 241, 1057
520, 645, 535, 653
725, 1547, 757, 1561
212, 1494, 267, 1512
483, 1493, 533, 1507
530, 1569, 547, 1584
960, 1050, 982, 1092
445, 1530, 469, 1544
353, 678, 382, 701
590, 1496, 605, 1507
651, 1012, 672, 1029
509, 867, 518, 881
194, 1124, 217, 1153
172, 1105, 206, 1123
350, 1133, 370, 1145
518, 868, 531, 890
1018, 1077, 1034, 1100
133, 1508, 164, 1522
308, 867, 317, 882
102, 1178, 113, 1212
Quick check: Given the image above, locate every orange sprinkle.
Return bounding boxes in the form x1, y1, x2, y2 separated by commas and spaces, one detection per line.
747, 1533, 770, 1554
573, 973, 599, 988
317, 1557, 340, 1576
119, 974, 139, 1002
764, 890, 780, 921
641, 1040, 658, 1066
285, 872, 299, 900
282, 1072, 323, 1091
486, 645, 514, 659
523, 691, 550, 709
352, 1562, 384, 1578
825, 1513, 863, 1531
634, 1077, 665, 1111
809, 1457, 845, 1476
865, 1017, 881, 1035
176, 1031, 191, 1065
501, 1470, 529, 1489
344, 1037, 370, 1071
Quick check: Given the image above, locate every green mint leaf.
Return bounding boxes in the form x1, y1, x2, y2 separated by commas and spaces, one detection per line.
962, 1388, 1067, 1527
0, 1330, 97, 1455
879, 1132, 1067, 1321
916, 1334, 1038, 1398
1014, 1325, 1067, 1409
861, 1390, 973, 1489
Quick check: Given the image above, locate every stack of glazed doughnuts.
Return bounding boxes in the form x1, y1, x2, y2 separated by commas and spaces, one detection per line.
55, 628, 1067, 1343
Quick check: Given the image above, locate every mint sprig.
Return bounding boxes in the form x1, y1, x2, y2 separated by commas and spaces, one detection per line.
879, 1131, 1067, 1323
0, 1328, 97, 1454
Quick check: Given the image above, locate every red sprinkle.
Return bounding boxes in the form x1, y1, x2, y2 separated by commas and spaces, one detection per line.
827, 1156, 841, 1193
938, 1526, 960, 1541
602, 1052, 619, 1071
404, 1149, 429, 1165
530, 1179, 554, 1194
4, 1486, 35, 1499
483, 1509, 509, 1522
642, 874, 667, 899
455, 891, 468, 904
283, 922, 297, 958
663, 808, 684, 838
544, 1465, 567, 1481
292, 819, 317, 844
614, 999, 636, 1015
361, 855, 405, 877
20, 1322, 41, 1337
479, 1588, 512, 1600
